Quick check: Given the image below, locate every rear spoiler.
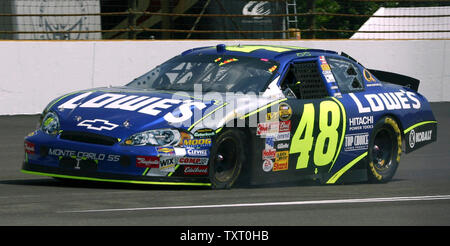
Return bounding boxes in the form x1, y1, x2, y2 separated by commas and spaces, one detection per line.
368, 69, 420, 92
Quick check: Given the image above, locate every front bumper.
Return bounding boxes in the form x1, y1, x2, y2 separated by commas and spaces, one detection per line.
22, 130, 211, 187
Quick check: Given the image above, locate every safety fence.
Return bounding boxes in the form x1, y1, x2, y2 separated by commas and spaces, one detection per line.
0, 0, 449, 40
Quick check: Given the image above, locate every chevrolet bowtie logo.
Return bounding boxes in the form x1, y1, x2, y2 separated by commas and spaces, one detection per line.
77, 119, 119, 131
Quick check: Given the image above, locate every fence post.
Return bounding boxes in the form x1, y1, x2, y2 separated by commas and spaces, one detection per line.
128, 0, 137, 39
306, 0, 316, 39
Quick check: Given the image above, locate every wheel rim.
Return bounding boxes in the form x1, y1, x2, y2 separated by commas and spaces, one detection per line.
214, 137, 239, 183
371, 128, 395, 171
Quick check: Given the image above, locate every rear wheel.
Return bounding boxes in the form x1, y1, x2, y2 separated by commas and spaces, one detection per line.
209, 129, 246, 189
367, 116, 402, 183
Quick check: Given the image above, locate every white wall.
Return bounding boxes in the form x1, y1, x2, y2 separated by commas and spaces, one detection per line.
0, 40, 448, 115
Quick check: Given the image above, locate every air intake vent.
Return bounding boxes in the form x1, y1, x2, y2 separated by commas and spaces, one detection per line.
292, 61, 329, 99
60, 131, 118, 146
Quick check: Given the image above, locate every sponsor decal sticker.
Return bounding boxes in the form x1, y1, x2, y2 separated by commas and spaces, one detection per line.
409, 129, 432, 149
182, 139, 212, 148
275, 132, 290, 141
186, 148, 209, 157
279, 120, 291, 133
321, 64, 331, 71
266, 111, 279, 122
262, 159, 274, 172
349, 116, 374, 131
157, 147, 176, 156
349, 89, 421, 114
363, 69, 376, 82
57, 92, 208, 124
159, 156, 176, 172
136, 156, 159, 168
322, 70, 336, 83
273, 151, 289, 171
279, 103, 292, 121
257, 122, 279, 136
265, 137, 274, 149
24, 141, 35, 155
344, 133, 369, 152
193, 128, 216, 138
184, 165, 208, 175
178, 157, 209, 165
262, 148, 276, 160
277, 142, 289, 149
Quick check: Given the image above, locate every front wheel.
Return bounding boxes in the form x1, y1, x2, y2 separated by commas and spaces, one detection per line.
367, 116, 402, 183
209, 129, 246, 189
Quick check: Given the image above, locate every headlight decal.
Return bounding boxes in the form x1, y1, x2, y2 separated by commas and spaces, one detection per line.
124, 129, 192, 147
41, 111, 60, 135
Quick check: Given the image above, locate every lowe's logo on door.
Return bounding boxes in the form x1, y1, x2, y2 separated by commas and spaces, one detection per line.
77, 119, 119, 131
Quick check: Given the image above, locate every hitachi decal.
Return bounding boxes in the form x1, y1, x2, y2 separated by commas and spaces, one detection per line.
349, 89, 420, 113
349, 116, 374, 131
57, 92, 207, 123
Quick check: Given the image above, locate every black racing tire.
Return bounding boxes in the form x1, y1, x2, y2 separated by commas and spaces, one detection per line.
367, 116, 402, 183
209, 129, 247, 189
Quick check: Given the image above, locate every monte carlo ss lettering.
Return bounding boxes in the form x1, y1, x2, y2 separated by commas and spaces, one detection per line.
22, 44, 437, 189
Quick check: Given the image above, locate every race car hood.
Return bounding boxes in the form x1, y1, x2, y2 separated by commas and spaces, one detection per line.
45, 87, 278, 139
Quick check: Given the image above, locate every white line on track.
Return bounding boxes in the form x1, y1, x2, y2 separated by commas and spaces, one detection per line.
59, 194, 450, 213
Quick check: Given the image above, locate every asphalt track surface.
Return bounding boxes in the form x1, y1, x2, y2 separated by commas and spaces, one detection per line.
0, 103, 449, 227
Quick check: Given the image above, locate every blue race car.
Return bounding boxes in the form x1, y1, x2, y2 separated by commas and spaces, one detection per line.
22, 44, 437, 189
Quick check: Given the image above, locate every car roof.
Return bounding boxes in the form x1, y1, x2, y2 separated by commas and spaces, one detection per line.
180, 44, 339, 62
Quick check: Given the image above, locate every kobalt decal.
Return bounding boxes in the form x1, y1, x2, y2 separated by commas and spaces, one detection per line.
48, 148, 120, 162
349, 89, 421, 113
409, 129, 432, 148
77, 119, 119, 131
58, 92, 207, 123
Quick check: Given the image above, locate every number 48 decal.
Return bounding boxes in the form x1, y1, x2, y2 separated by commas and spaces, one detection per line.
289, 99, 346, 170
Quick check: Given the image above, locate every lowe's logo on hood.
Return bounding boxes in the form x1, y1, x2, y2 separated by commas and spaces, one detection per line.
57, 91, 208, 124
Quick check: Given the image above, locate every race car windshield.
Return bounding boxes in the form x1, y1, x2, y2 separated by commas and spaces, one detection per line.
126, 54, 279, 93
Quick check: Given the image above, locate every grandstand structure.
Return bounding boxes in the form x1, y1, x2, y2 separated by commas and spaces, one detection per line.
352, 6, 450, 39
